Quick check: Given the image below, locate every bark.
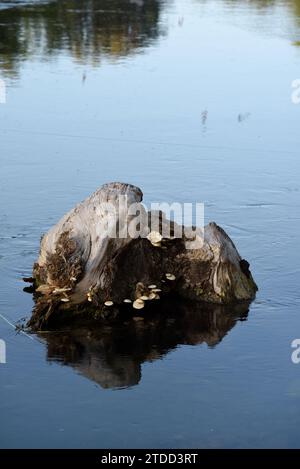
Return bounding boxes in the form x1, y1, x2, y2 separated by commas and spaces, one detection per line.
28, 182, 257, 329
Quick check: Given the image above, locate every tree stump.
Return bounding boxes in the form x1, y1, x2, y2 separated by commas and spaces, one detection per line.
28, 182, 257, 329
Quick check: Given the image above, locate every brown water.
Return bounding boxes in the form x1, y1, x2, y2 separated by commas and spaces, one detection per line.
0, 0, 300, 448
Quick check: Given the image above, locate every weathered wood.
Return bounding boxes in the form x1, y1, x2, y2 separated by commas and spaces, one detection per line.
28, 182, 257, 329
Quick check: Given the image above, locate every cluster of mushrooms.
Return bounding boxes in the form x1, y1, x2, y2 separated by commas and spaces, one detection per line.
101, 273, 176, 311
99, 232, 177, 311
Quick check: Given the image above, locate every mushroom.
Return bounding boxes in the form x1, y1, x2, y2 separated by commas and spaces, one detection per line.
133, 299, 145, 309
147, 231, 162, 246
104, 301, 114, 307
166, 273, 176, 281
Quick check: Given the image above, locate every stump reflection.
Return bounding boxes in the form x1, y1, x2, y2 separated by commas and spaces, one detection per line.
40, 298, 250, 389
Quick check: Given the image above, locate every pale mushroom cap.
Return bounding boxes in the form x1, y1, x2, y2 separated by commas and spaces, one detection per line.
140, 295, 149, 301
151, 288, 162, 293
104, 301, 114, 307
148, 292, 156, 300
166, 273, 176, 280
133, 300, 145, 309
135, 298, 144, 304
147, 231, 162, 244
123, 299, 132, 303
148, 284, 157, 289
53, 287, 72, 293
61, 298, 70, 302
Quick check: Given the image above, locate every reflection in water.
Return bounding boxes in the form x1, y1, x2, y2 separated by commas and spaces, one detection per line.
198, 0, 300, 44
40, 299, 250, 389
0, 0, 164, 77
1, 0, 300, 79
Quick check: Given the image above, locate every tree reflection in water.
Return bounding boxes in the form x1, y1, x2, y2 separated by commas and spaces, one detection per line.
0, 0, 164, 77
1, 0, 300, 78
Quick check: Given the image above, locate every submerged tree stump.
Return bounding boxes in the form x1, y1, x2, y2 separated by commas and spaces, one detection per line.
28, 182, 257, 330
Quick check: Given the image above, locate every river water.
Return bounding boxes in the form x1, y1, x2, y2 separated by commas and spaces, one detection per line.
0, 0, 300, 448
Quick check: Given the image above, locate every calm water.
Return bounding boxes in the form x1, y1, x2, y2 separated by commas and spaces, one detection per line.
1, 0, 300, 449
